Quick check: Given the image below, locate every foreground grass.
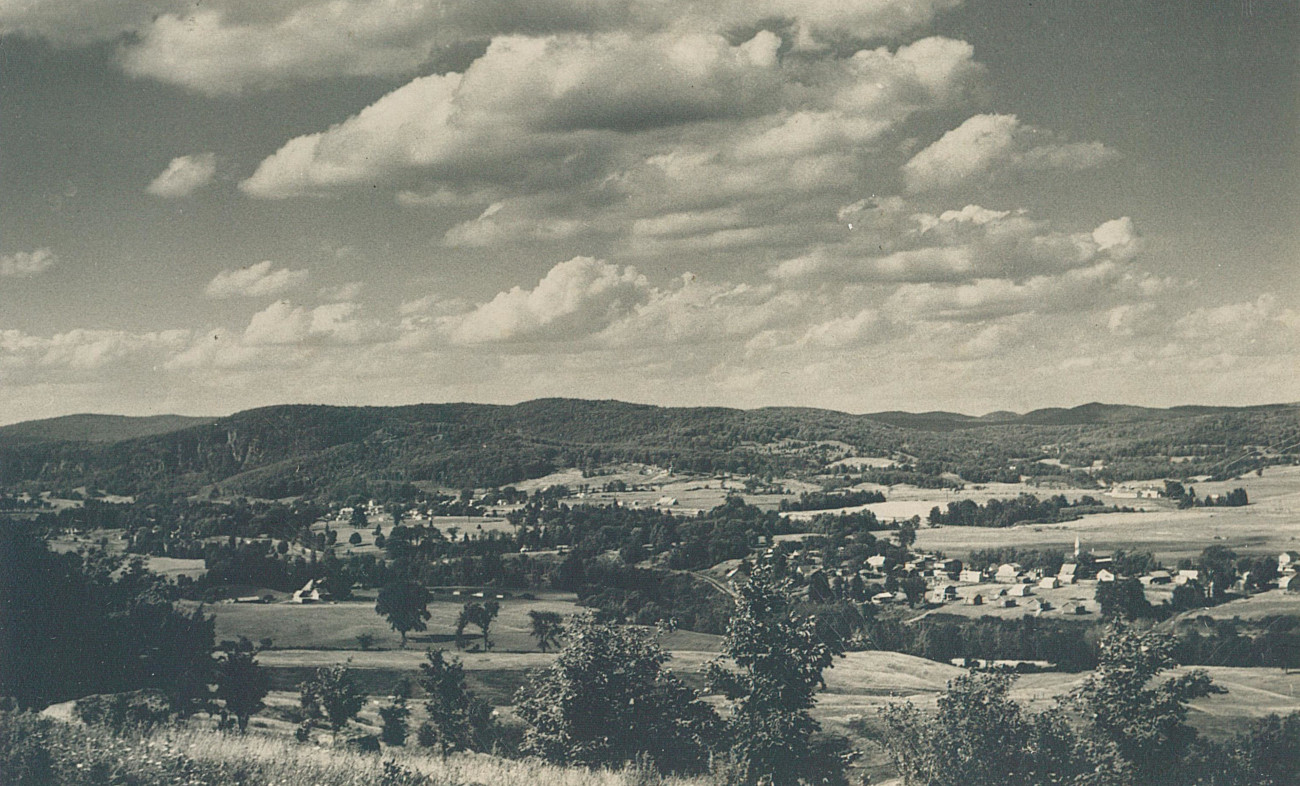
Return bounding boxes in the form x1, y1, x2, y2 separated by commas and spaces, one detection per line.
1, 712, 704, 786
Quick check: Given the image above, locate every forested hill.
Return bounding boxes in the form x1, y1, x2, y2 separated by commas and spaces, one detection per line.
0, 414, 215, 447
0, 399, 1296, 499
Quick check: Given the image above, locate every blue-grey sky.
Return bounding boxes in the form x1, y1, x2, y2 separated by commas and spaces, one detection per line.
1, 0, 1296, 423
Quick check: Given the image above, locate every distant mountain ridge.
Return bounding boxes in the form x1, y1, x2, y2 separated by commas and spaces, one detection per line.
0, 414, 216, 447
0, 399, 1295, 498
0, 400, 1283, 445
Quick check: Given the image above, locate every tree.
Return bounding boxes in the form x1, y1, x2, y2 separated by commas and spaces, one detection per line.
0, 527, 215, 712
896, 520, 917, 549
1198, 545, 1239, 601
456, 601, 499, 650
375, 579, 432, 648
379, 698, 410, 746
705, 562, 848, 785
515, 615, 719, 773
350, 507, 369, 528
1095, 577, 1153, 620
299, 663, 366, 743
418, 649, 493, 757
214, 637, 270, 733
1071, 623, 1222, 784
348, 532, 362, 546
528, 610, 564, 653
879, 671, 1118, 786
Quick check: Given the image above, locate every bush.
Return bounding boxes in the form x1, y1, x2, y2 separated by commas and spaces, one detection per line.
515, 615, 719, 774
73, 690, 173, 731
0, 710, 54, 786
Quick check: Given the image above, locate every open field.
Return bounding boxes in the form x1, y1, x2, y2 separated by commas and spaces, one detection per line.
1167, 589, 1300, 623
209, 594, 587, 651
911, 466, 1300, 563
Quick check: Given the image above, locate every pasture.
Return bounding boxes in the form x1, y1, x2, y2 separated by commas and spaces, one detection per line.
208, 593, 586, 651
911, 466, 1300, 563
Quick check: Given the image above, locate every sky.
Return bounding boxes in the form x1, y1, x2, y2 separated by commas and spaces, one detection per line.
0, 0, 1296, 424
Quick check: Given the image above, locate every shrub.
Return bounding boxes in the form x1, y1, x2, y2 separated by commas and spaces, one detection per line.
0, 710, 54, 786
515, 615, 719, 774
73, 690, 172, 731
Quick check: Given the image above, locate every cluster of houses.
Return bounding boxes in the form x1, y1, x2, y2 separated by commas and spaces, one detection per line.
759, 536, 1300, 619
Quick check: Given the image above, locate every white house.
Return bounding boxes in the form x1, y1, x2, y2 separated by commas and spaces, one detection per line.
995, 563, 1023, 583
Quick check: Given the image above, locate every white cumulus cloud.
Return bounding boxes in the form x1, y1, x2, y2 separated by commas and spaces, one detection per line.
147, 153, 217, 197
0, 248, 57, 278
903, 114, 1117, 191
449, 256, 651, 343
205, 261, 308, 299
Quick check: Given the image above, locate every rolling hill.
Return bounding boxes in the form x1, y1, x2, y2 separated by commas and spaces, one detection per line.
0, 413, 215, 447
0, 399, 1295, 499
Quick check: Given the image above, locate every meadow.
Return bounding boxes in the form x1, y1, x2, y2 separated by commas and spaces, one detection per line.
911, 466, 1300, 562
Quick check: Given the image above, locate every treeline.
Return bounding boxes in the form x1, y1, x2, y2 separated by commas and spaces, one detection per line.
928, 493, 1118, 528
779, 488, 885, 511
0, 524, 213, 711
874, 624, 1300, 786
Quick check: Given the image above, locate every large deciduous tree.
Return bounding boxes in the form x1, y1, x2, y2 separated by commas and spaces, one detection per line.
298, 664, 366, 743
705, 562, 849, 786
515, 615, 719, 773
417, 649, 494, 756
1070, 623, 1222, 784
527, 610, 564, 653
375, 579, 431, 648
214, 636, 270, 732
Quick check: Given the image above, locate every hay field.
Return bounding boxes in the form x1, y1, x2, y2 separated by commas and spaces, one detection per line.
911, 466, 1300, 562
208, 594, 585, 651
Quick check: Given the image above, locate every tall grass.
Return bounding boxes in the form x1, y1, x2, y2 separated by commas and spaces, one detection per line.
0, 711, 708, 786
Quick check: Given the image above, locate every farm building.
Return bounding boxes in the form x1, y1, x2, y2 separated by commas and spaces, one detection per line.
1279, 551, 1300, 571
1061, 601, 1089, 615
1096, 569, 1117, 583
965, 593, 984, 606
1039, 576, 1061, 589
1175, 570, 1200, 585
1281, 574, 1300, 593
871, 591, 897, 605
866, 555, 888, 570
1058, 563, 1078, 584
1140, 570, 1172, 586
996, 598, 1017, 608
1008, 583, 1033, 597
959, 568, 984, 583
995, 563, 1024, 583
929, 585, 960, 603
291, 579, 331, 604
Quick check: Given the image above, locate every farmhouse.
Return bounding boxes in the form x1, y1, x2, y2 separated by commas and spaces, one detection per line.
929, 585, 960, 603
995, 563, 1023, 583
291, 579, 331, 604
